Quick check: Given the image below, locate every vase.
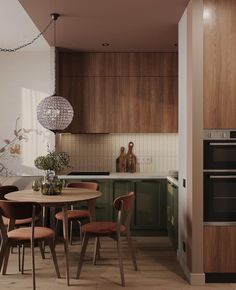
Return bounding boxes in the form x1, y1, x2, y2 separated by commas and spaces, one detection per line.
40, 171, 62, 195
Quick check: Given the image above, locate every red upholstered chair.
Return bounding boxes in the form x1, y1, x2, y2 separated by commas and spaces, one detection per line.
76, 192, 138, 287
0, 201, 60, 290
55, 182, 99, 244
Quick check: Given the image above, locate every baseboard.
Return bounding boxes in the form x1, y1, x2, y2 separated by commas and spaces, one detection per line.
177, 250, 205, 285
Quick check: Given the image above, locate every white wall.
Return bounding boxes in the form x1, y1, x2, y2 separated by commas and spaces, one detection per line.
0, 50, 54, 176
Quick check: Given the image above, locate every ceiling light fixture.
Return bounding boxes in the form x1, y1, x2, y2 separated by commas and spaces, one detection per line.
0, 13, 74, 134
36, 13, 74, 134
102, 43, 110, 46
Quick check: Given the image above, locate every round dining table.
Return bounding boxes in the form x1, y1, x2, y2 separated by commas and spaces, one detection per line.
5, 187, 102, 286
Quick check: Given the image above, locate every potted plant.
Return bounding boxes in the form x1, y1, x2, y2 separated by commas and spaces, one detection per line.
34, 151, 70, 195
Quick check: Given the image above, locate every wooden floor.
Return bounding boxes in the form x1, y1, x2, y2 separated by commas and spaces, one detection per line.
1, 237, 236, 290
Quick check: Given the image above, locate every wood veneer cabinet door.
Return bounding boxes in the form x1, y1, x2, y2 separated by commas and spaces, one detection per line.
204, 226, 236, 272
204, 0, 236, 128
58, 52, 178, 133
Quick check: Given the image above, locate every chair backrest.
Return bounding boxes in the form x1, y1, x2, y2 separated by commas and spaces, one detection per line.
0, 186, 19, 200
113, 192, 135, 229
67, 182, 99, 191
0, 201, 42, 220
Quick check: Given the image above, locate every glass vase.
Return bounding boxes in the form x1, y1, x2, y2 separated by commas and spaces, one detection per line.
40, 172, 62, 195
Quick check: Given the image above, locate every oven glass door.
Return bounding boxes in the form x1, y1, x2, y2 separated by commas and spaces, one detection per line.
204, 140, 236, 169
204, 172, 236, 221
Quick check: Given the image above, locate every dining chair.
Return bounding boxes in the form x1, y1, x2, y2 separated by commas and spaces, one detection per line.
0, 185, 38, 271
55, 182, 99, 244
76, 192, 138, 287
0, 201, 60, 290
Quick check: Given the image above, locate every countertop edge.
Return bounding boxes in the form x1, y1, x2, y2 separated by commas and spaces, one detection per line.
58, 173, 169, 180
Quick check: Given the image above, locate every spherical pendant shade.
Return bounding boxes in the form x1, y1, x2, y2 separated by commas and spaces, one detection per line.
37, 95, 74, 132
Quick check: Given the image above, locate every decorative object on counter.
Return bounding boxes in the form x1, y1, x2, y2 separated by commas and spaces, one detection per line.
116, 146, 127, 172
34, 151, 70, 195
36, 14, 74, 134
126, 141, 137, 173
32, 179, 41, 191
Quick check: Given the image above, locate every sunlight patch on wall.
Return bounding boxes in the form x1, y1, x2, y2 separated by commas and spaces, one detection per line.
20, 87, 54, 175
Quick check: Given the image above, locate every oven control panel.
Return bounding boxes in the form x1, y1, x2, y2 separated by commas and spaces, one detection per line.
204, 130, 236, 140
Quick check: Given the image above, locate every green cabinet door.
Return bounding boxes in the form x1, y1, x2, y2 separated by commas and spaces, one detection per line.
95, 180, 113, 221
167, 181, 178, 249
133, 179, 167, 231
112, 180, 134, 223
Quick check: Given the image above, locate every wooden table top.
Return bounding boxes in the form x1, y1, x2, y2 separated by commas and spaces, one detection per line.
5, 188, 102, 206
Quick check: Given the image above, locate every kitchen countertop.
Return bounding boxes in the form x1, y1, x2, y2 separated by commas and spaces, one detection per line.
59, 172, 169, 180
167, 176, 179, 187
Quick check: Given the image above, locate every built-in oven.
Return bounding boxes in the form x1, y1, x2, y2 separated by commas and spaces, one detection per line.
204, 130, 236, 223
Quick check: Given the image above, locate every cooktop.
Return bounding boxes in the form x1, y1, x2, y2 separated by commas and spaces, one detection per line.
68, 172, 110, 176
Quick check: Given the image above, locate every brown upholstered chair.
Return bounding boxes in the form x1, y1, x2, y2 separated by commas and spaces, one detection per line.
76, 192, 138, 287
0, 201, 60, 290
55, 182, 99, 244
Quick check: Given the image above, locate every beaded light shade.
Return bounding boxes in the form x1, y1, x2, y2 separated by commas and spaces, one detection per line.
37, 95, 74, 133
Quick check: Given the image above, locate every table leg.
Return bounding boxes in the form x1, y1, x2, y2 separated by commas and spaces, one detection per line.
62, 206, 70, 285
87, 199, 96, 222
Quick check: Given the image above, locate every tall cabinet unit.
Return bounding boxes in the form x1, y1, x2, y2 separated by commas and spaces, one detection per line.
203, 0, 236, 278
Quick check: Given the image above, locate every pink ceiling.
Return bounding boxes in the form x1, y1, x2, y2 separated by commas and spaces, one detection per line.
19, 0, 189, 52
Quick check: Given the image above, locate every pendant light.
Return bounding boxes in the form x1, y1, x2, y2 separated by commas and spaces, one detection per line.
36, 13, 74, 133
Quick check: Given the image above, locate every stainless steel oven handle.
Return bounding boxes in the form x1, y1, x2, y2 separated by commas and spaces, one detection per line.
210, 175, 236, 179
209, 142, 236, 146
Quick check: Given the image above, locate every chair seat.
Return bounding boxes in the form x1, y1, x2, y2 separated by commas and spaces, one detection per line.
81, 222, 126, 234
55, 210, 90, 220
7, 226, 55, 241
3, 216, 33, 227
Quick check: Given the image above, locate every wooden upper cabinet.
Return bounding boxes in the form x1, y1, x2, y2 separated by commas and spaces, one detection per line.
58, 52, 178, 133
204, 0, 236, 128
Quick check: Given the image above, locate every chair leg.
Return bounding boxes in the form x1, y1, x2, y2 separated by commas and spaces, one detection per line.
93, 237, 100, 265
21, 244, 25, 274
39, 242, 45, 259
48, 240, 61, 278
0, 239, 7, 272
55, 220, 59, 244
31, 240, 36, 290
126, 232, 138, 271
69, 220, 73, 245
17, 244, 21, 272
116, 235, 125, 287
2, 243, 11, 275
77, 220, 83, 244
76, 234, 89, 279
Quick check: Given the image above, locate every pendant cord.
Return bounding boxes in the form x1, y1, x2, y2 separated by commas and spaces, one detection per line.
0, 18, 54, 52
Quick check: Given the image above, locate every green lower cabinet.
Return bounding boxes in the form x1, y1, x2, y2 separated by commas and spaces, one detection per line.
61, 177, 168, 236
94, 180, 113, 221
167, 181, 178, 249
133, 180, 167, 233
112, 179, 167, 235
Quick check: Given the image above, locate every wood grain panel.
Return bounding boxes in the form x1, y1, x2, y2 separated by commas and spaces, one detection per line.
60, 75, 178, 133
204, 0, 236, 128
58, 52, 178, 133
59, 52, 178, 77
204, 226, 236, 272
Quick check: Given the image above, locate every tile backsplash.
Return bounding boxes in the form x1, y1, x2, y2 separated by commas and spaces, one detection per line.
57, 133, 178, 173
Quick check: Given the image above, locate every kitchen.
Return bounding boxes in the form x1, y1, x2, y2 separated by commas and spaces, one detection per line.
0, 0, 236, 289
